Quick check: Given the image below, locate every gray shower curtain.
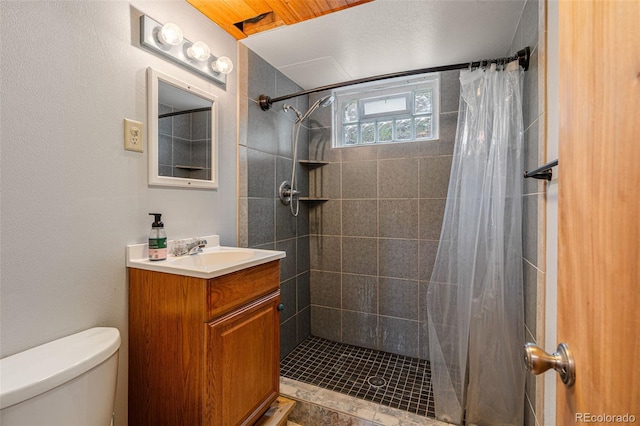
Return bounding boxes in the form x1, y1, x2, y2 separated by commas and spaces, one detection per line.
427, 61, 526, 425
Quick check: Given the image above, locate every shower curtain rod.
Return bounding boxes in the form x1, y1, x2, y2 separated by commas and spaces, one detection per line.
259, 47, 530, 111
159, 107, 212, 119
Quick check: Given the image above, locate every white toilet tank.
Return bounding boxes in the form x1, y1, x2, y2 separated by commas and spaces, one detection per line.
0, 327, 120, 426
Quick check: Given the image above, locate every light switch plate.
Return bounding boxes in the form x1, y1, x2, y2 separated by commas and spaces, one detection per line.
124, 118, 143, 152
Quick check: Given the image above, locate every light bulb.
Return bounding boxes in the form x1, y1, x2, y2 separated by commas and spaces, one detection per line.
212, 56, 233, 74
157, 23, 183, 46
186, 41, 210, 62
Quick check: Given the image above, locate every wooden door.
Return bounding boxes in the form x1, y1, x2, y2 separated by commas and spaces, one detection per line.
558, 0, 640, 423
204, 291, 281, 426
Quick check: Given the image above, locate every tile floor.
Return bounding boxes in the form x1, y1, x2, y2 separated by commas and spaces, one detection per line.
280, 377, 451, 426
280, 336, 451, 425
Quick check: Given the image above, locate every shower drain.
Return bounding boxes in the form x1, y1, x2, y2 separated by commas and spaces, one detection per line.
367, 376, 387, 388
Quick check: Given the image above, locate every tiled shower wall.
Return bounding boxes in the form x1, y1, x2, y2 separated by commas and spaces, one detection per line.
510, 0, 545, 425
238, 5, 544, 402
158, 104, 211, 179
304, 72, 460, 359
238, 45, 312, 358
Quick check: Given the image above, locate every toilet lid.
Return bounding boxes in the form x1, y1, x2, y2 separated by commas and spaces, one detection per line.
0, 327, 120, 409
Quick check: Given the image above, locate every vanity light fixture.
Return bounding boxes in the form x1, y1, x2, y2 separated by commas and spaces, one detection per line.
186, 41, 210, 61
212, 56, 233, 75
140, 15, 232, 85
157, 23, 183, 46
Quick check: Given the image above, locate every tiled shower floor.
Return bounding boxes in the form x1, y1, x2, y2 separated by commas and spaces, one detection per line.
280, 336, 435, 419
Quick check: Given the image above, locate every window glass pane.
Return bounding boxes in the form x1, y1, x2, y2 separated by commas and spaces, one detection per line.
343, 101, 358, 123
343, 125, 358, 145
378, 120, 393, 142
361, 122, 375, 143
414, 89, 432, 114
415, 116, 432, 139
333, 73, 439, 147
363, 96, 407, 116
395, 119, 412, 140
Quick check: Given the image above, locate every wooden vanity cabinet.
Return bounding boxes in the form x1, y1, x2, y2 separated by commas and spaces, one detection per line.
128, 260, 281, 426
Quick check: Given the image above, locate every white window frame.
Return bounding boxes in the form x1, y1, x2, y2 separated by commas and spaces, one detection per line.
332, 73, 440, 148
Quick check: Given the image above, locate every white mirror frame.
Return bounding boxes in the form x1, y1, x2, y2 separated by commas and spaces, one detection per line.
147, 67, 218, 189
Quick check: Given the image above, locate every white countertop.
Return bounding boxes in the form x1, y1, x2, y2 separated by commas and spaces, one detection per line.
126, 235, 286, 279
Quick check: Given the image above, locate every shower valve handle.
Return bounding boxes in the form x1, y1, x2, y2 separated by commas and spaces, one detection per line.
278, 181, 300, 205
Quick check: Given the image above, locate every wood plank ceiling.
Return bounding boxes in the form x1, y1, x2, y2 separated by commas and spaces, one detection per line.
186, 0, 372, 39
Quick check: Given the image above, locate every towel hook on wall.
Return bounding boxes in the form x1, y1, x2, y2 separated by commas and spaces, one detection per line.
524, 159, 558, 181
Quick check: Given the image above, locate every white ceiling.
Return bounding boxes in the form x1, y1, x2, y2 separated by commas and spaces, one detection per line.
241, 0, 526, 90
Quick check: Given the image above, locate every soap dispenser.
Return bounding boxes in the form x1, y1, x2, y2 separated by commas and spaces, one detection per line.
148, 213, 167, 261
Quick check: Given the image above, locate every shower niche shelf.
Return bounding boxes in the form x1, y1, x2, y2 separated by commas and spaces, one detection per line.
299, 197, 329, 203
175, 165, 205, 170
299, 159, 330, 168
300, 159, 330, 203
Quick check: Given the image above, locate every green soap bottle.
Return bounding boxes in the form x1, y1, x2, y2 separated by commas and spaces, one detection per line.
148, 213, 167, 261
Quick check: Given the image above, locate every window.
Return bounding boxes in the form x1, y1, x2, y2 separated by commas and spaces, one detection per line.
333, 74, 440, 147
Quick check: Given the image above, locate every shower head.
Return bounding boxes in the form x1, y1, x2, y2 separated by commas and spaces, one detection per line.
283, 104, 302, 120
298, 95, 335, 123
319, 95, 335, 108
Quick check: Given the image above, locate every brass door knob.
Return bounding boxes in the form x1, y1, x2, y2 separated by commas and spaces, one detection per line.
523, 342, 575, 386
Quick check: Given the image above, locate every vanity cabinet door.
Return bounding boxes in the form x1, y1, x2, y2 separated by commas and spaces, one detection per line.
204, 291, 280, 426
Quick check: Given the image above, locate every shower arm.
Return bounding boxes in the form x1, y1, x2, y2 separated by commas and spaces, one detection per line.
258, 47, 530, 111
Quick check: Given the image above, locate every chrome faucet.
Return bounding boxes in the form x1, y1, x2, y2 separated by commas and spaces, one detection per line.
172, 239, 207, 256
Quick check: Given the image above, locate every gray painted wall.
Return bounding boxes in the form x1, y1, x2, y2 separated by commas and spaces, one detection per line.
0, 2, 238, 424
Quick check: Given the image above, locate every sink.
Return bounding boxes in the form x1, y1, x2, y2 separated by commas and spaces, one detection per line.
170, 249, 255, 268
126, 235, 286, 279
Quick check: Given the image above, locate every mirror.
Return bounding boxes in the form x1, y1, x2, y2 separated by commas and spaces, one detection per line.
147, 67, 218, 189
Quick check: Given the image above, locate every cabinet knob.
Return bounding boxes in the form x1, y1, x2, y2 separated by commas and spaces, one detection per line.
277, 303, 285, 311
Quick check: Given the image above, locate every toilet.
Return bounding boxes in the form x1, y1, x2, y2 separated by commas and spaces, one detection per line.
0, 327, 120, 426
